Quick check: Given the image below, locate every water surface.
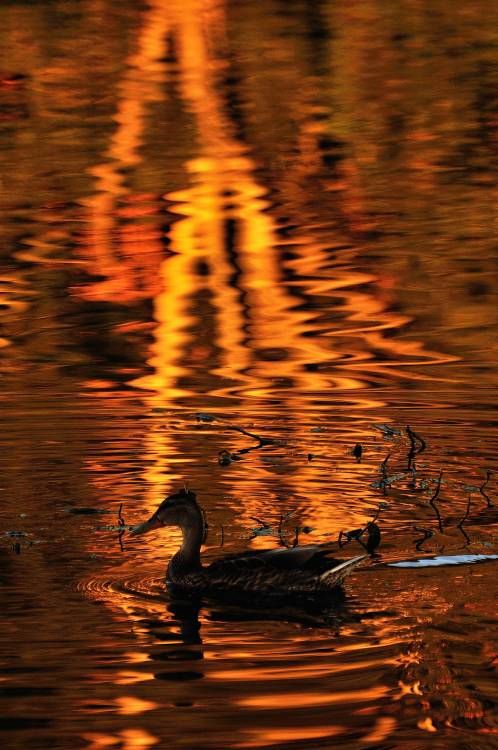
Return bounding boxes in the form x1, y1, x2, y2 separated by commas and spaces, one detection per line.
1, 1, 498, 748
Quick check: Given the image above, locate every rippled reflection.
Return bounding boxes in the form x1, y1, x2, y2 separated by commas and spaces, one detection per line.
1, 0, 498, 749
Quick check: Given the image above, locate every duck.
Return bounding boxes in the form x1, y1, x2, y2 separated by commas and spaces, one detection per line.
130, 488, 367, 597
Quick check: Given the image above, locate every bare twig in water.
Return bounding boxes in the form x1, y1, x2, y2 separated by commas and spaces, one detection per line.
428, 470, 444, 533
370, 501, 389, 524
408, 426, 426, 453
479, 471, 493, 508
373, 423, 403, 438
117, 503, 126, 552
220, 525, 225, 548
223, 424, 278, 447
406, 425, 426, 470
379, 451, 390, 496
250, 516, 272, 529
413, 524, 434, 552
338, 528, 364, 548
457, 496, 472, 545
195, 414, 280, 453
235, 443, 265, 457
196, 413, 216, 423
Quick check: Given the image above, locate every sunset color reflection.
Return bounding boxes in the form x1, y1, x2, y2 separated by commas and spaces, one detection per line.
1, 1, 498, 750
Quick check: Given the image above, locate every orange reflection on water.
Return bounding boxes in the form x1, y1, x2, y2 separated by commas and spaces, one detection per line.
237, 685, 389, 709
114, 695, 158, 715
234, 725, 344, 748
210, 656, 394, 682
114, 671, 154, 686
83, 729, 158, 749
417, 717, 437, 733
2, 2, 498, 750
78, 0, 171, 304
361, 716, 397, 743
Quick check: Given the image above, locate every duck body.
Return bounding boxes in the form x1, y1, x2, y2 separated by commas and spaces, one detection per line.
169, 546, 366, 597
131, 489, 366, 597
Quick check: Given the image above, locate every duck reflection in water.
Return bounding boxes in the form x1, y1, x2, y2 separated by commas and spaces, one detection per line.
130, 488, 366, 598
143, 588, 365, 685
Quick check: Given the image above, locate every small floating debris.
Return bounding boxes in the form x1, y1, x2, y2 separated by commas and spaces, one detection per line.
389, 554, 498, 568
218, 450, 242, 466
366, 522, 381, 553
340, 528, 364, 542
310, 426, 325, 433
373, 423, 403, 437
218, 450, 232, 466
371, 472, 408, 489
96, 524, 136, 532
251, 526, 275, 537
250, 516, 273, 536
352, 443, 362, 463
196, 412, 216, 423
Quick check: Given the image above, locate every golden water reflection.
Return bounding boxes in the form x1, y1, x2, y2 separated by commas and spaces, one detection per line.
1, 1, 498, 749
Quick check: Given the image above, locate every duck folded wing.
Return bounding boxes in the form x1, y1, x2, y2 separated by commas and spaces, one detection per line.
255, 544, 342, 569
208, 544, 347, 573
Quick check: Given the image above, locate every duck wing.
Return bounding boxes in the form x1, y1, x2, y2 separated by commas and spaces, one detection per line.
202, 546, 367, 594
208, 544, 350, 573
253, 544, 341, 570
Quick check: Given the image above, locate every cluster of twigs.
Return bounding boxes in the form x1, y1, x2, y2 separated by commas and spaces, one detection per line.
209, 418, 495, 556
370, 426, 496, 552
111, 417, 494, 557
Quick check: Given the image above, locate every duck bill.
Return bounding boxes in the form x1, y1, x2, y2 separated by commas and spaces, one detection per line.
129, 514, 163, 536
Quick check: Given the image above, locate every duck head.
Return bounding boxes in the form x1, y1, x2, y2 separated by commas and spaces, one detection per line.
130, 488, 202, 537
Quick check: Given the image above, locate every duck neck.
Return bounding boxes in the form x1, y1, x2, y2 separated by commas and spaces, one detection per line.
169, 513, 204, 578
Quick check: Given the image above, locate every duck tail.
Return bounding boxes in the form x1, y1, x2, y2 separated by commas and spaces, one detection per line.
319, 555, 367, 586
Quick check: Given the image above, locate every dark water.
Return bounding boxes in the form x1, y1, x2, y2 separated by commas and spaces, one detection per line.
1, 1, 498, 748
